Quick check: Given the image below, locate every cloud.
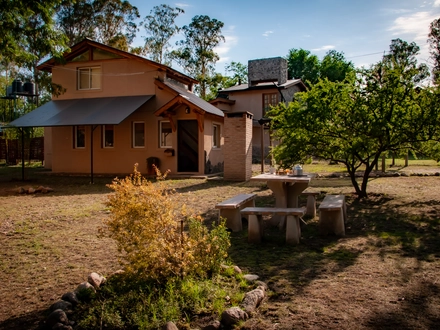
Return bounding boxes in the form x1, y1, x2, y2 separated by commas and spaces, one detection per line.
434, 0, 440, 7
312, 45, 335, 52
215, 27, 238, 63
174, 2, 190, 7
262, 30, 274, 37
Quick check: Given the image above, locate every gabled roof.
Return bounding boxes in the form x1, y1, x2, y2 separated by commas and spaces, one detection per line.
155, 80, 224, 118
221, 78, 307, 93
37, 38, 198, 88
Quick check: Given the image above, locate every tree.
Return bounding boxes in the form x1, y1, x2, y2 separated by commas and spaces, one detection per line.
286, 48, 320, 88
171, 15, 225, 99
0, 0, 69, 65
142, 4, 184, 64
319, 50, 354, 82
428, 17, 440, 82
56, 0, 139, 50
269, 39, 439, 198
205, 61, 248, 101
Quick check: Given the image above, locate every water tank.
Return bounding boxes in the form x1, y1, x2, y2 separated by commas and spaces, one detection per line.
12, 79, 23, 93
23, 81, 35, 95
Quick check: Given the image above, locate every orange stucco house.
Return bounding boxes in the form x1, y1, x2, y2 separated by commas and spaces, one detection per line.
210, 57, 306, 162
9, 39, 225, 177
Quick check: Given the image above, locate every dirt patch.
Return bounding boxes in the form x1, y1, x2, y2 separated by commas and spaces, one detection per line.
1, 165, 440, 329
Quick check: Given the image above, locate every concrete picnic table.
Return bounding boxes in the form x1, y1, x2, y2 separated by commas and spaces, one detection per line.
250, 173, 311, 226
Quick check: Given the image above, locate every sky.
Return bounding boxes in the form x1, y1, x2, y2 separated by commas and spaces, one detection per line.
129, 0, 440, 74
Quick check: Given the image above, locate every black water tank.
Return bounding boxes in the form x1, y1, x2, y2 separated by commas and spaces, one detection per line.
12, 79, 23, 93
23, 81, 35, 95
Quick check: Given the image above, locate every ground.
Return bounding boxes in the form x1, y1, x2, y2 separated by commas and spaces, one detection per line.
0, 162, 439, 329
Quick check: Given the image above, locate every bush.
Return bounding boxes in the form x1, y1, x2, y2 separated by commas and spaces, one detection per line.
101, 164, 230, 282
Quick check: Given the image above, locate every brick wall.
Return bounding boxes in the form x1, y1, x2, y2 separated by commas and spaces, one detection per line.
223, 112, 253, 181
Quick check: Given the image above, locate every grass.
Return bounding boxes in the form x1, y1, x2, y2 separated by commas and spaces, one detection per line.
0, 161, 440, 329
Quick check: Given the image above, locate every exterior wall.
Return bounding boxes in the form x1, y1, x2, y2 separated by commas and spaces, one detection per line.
43, 127, 52, 169
47, 57, 224, 175
203, 115, 224, 174
51, 59, 160, 99
248, 57, 287, 86
223, 112, 253, 181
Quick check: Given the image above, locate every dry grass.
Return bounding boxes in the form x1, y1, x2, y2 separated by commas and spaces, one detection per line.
0, 162, 440, 329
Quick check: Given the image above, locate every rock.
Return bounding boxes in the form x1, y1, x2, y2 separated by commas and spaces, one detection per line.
75, 282, 96, 301
17, 187, 26, 194
255, 281, 268, 291
221, 307, 248, 327
243, 274, 259, 282
75, 281, 96, 293
435, 172, 440, 176
240, 288, 265, 314
233, 265, 242, 274
51, 323, 73, 330
50, 300, 73, 312
162, 321, 178, 330
202, 320, 221, 330
46, 309, 69, 328
61, 291, 79, 306
27, 187, 36, 194
88, 272, 106, 289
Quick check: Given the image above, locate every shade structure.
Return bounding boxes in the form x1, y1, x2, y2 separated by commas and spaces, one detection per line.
7, 95, 154, 128
4, 95, 153, 183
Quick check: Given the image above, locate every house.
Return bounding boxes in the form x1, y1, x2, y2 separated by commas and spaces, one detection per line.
210, 57, 307, 162
7, 39, 225, 177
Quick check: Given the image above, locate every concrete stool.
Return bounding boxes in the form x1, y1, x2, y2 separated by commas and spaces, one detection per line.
301, 191, 319, 218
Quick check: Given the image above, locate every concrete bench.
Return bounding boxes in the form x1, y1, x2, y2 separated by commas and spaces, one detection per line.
318, 194, 347, 236
240, 207, 306, 245
215, 193, 257, 232
301, 191, 319, 218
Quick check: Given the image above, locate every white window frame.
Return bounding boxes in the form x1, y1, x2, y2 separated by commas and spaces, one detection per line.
159, 121, 172, 148
132, 121, 145, 148
102, 124, 114, 148
74, 125, 86, 149
212, 123, 221, 149
78, 66, 101, 90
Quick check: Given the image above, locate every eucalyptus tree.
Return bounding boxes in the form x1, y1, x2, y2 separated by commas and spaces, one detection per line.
320, 50, 354, 83
171, 15, 225, 99
269, 39, 439, 198
428, 17, 440, 83
56, 0, 139, 50
142, 4, 184, 64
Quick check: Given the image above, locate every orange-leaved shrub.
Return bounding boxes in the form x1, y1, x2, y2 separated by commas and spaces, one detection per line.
101, 164, 230, 283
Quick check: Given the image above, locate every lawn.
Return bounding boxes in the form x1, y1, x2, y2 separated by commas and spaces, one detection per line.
0, 161, 439, 329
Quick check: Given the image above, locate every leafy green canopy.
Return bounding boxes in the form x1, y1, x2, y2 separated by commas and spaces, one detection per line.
269, 39, 439, 198
171, 15, 225, 99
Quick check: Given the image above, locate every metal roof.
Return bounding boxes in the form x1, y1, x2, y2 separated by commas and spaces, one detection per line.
163, 81, 224, 117
221, 79, 306, 92
6, 95, 153, 128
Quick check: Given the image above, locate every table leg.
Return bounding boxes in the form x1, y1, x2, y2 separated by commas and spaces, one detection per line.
286, 181, 309, 208
266, 181, 287, 226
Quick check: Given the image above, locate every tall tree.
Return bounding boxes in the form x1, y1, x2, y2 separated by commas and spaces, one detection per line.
171, 15, 225, 99
269, 39, 438, 198
428, 17, 440, 83
224, 61, 248, 85
56, 0, 139, 50
0, 0, 69, 65
286, 48, 320, 88
142, 4, 184, 64
319, 50, 354, 82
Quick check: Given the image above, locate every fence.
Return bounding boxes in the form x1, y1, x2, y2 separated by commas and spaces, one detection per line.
0, 137, 44, 164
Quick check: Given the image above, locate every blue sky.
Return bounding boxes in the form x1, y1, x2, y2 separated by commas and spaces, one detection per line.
130, 0, 440, 74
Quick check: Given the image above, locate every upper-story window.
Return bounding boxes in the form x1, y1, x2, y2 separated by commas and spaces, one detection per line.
263, 93, 278, 116
78, 66, 101, 90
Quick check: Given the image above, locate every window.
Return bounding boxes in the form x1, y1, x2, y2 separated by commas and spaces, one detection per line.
159, 121, 172, 148
103, 125, 114, 148
263, 93, 278, 116
78, 66, 101, 90
74, 126, 86, 148
212, 124, 221, 148
133, 122, 145, 148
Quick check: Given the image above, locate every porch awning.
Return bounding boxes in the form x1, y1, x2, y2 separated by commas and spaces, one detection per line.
6, 95, 154, 128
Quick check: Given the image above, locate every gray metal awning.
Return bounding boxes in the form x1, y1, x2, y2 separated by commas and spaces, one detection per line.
6, 95, 154, 128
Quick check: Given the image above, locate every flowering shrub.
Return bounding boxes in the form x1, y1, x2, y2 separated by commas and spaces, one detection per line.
101, 164, 230, 283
